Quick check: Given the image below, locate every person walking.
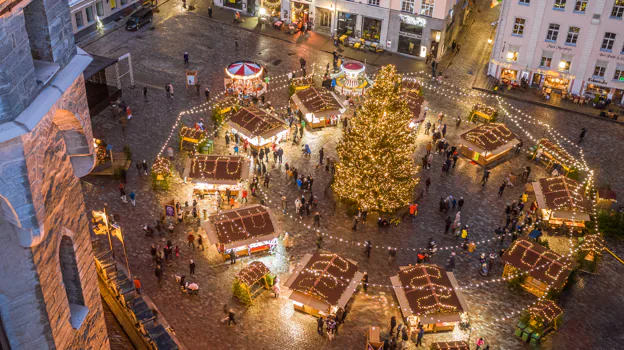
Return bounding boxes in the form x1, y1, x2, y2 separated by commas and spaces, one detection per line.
579, 128, 587, 143
444, 216, 452, 234
446, 252, 456, 271
187, 232, 195, 249
401, 328, 409, 349
364, 240, 372, 258
362, 271, 369, 293
481, 169, 491, 186
133, 276, 142, 295
119, 186, 127, 203
416, 326, 424, 347
272, 278, 281, 298
143, 86, 148, 101
281, 196, 287, 214
319, 147, 324, 164
314, 212, 321, 227
227, 309, 236, 326
189, 259, 196, 276
169, 84, 174, 98
351, 216, 358, 231
458, 197, 464, 211
498, 181, 506, 196
317, 316, 325, 334
165, 84, 171, 98
263, 173, 270, 187
197, 234, 205, 250
204, 88, 211, 102
390, 316, 397, 335
129, 191, 136, 207
476, 338, 485, 350
183, 52, 189, 65
155, 265, 163, 285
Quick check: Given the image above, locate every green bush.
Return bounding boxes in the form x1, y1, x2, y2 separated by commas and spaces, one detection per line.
598, 211, 624, 238
123, 144, 132, 160
232, 279, 251, 305
212, 109, 226, 127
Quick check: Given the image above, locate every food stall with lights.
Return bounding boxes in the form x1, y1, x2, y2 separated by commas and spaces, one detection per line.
233, 261, 273, 304
516, 300, 563, 345
179, 126, 207, 152
290, 87, 345, 128
532, 176, 590, 229
468, 103, 498, 123
90, 139, 132, 176
151, 157, 173, 190
202, 205, 280, 260
284, 251, 364, 318
183, 155, 250, 198
501, 238, 574, 297
577, 234, 605, 273
227, 107, 288, 148
533, 139, 576, 175
390, 264, 468, 333
430, 341, 470, 350
224, 61, 267, 97
459, 123, 520, 168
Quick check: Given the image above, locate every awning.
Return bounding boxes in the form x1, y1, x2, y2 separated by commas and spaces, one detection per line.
390, 275, 413, 318
337, 271, 364, 309
83, 54, 119, 80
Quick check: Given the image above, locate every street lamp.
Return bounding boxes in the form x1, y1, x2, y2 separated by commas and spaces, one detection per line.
488, 38, 493, 44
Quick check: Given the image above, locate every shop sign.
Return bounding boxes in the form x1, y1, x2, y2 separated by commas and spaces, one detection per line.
399, 31, 422, 40
598, 52, 624, 62
588, 77, 607, 85
399, 14, 426, 27
545, 43, 573, 53
165, 204, 175, 216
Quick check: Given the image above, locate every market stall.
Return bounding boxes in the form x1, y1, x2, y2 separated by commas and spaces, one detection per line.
459, 123, 520, 167
469, 103, 498, 122
183, 155, 251, 198
283, 251, 364, 317
595, 188, 618, 213
533, 139, 576, 175
501, 238, 574, 297
151, 157, 173, 190
430, 341, 470, 350
227, 107, 288, 148
390, 264, 469, 333
89, 139, 132, 176
515, 300, 563, 345
179, 126, 207, 152
224, 61, 267, 97
202, 205, 280, 260
532, 176, 590, 229
364, 326, 384, 350
290, 87, 345, 128
577, 234, 605, 273
233, 261, 273, 304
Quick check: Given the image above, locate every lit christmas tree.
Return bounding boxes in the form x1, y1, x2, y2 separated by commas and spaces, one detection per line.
333, 65, 419, 212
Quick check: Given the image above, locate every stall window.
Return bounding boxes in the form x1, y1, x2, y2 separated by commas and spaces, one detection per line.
593, 61, 608, 78
612, 0, 624, 18
512, 18, 526, 36
420, 0, 434, 16
546, 24, 559, 42
96, 1, 104, 16
553, 0, 566, 9
75, 12, 84, 28
573, 0, 587, 13
362, 17, 382, 41
559, 54, 573, 71
540, 51, 553, 68
86, 6, 94, 22
368, 0, 380, 6
402, 0, 415, 13
614, 64, 624, 81
601, 32, 616, 51
565, 26, 580, 45
337, 12, 357, 37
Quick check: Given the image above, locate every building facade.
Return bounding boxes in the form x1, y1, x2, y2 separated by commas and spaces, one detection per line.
488, 0, 624, 102
69, 0, 139, 39
215, 0, 471, 59
0, 0, 109, 348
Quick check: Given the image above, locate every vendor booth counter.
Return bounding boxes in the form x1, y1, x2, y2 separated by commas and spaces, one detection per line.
284, 251, 364, 318
291, 87, 345, 128
202, 205, 280, 260
183, 155, 251, 197
227, 107, 288, 148
459, 123, 520, 168
391, 264, 468, 333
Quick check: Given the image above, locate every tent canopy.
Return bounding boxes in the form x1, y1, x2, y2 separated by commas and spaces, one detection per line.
226, 61, 263, 78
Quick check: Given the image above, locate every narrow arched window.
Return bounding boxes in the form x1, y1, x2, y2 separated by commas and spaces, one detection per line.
59, 236, 88, 329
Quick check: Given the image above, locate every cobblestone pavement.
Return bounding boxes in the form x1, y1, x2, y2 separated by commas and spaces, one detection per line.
80, 1, 624, 349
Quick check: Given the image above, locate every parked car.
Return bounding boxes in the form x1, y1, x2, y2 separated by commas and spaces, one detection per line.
126, 8, 153, 31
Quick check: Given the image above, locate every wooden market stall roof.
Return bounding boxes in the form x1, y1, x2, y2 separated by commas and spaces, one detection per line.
202, 205, 280, 250
404, 91, 427, 123
460, 123, 519, 155
227, 107, 287, 140
528, 300, 563, 324
579, 234, 606, 253
183, 155, 250, 185
537, 138, 575, 168
179, 126, 206, 142
501, 238, 574, 290
390, 265, 468, 323
291, 87, 344, 117
284, 251, 364, 310
401, 78, 421, 91
237, 261, 271, 286
533, 176, 590, 220
430, 341, 470, 350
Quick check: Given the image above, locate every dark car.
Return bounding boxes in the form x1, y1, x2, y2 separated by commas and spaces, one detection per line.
126, 8, 153, 31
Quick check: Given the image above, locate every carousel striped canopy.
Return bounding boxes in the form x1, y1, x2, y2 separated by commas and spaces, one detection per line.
226, 61, 263, 77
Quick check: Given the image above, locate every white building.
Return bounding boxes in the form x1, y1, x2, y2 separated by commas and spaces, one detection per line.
488, 0, 624, 103
69, 0, 139, 39
214, 0, 472, 59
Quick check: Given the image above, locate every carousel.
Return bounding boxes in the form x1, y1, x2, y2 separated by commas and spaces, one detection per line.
332, 60, 373, 96
224, 61, 267, 97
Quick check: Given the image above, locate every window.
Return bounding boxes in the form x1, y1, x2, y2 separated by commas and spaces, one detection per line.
506, 46, 520, 62
566, 26, 580, 45
519, 0, 530, 4
546, 24, 560, 42
614, 64, 624, 81
86, 6, 94, 22
59, 236, 88, 330
402, 0, 415, 12
602, 32, 616, 50
320, 10, 330, 27
540, 51, 553, 68
574, 0, 587, 12
121, 0, 127, 5
75, 12, 84, 28
512, 18, 526, 36
593, 61, 607, 77
368, 0, 380, 5
96, 1, 104, 16
612, 0, 624, 18
554, 0, 566, 9
559, 54, 573, 71
420, 0, 435, 16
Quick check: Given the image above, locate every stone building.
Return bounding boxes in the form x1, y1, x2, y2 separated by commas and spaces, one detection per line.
0, 0, 110, 348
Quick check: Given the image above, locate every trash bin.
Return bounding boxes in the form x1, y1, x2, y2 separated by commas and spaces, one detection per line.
522, 326, 534, 342
530, 332, 541, 346
515, 321, 527, 338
